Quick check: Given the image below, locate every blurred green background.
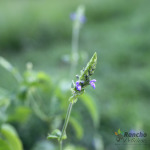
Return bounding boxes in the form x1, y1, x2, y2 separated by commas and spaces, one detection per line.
0, 0, 150, 150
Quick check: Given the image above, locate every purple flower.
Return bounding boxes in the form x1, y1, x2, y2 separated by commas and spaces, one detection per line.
89, 79, 96, 89
76, 81, 81, 91
76, 81, 84, 91
70, 13, 86, 24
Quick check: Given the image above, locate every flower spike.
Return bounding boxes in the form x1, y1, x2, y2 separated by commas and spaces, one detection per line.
70, 52, 97, 102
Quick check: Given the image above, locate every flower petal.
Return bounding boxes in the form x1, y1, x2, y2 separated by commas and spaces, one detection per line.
90, 79, 96, 83
76, 85, 81, 91
89, 81, 96, 89
92, 83, 96, 89
76, 81, 80, 85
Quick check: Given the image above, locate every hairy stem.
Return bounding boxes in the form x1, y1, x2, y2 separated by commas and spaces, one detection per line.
59, 102, 73, 149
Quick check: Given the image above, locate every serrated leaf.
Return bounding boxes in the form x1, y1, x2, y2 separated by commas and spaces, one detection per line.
1, 124, 23, 150
69, 117, 83, 139
80, 94, 99, 127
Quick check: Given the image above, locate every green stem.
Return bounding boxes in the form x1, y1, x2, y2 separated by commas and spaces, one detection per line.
70, 25, 80, 77
59, 102, 73, 149
59, 141, 62, 150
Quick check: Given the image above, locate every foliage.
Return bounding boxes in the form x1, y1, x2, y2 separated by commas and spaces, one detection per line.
0, 55, 99, 149
0, 0, 150, 150
0, 124, 23, 150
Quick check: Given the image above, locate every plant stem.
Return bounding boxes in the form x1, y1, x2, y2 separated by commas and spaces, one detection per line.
70, 25, 80, 77
59, 102, 73, 149
59, 141, 62, 150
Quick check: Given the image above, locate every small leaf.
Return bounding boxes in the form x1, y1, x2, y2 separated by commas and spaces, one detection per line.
47, 129, 61, 140
47, 129, 67, 141
115, 132, 118, 135
0, 57, 22, 82
62, 133, 67, 140
118, 129, 121, 134
47, 134, 59, 139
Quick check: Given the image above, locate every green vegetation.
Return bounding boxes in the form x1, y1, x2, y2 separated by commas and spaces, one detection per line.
0, 0, 150, 150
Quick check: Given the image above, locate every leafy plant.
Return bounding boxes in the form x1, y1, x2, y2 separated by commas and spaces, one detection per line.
0, 53, 99, 150
0, 124, 23, 150
48, 52, 97, 150
0, 5, 99, 150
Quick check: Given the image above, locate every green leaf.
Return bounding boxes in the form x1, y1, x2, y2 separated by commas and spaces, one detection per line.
7, 106, 31, 123
0, 57, 22, 82
0, 97, 10, 108
80, 94, 99, 127
61, 133, 67, 140
64, 145, 86, 150
0, 57, 13, 72
1, 124, 23, 150
69, 117, 83, 139
0, 139, 11, 150
118, 128, 121, 134
47, 129, 67, 141
47, 129, 61, 139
